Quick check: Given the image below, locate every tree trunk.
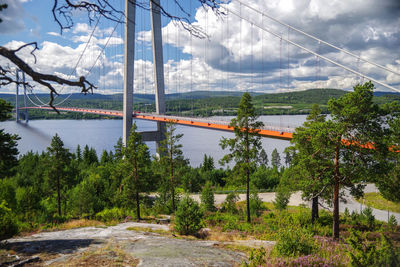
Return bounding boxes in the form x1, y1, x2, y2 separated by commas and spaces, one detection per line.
311, 196, 319, 224
245, 129, 250, 223
246, 167, 250, 223
136, 190, 140, 221
57, 176, 61, 217
133, 144, 140, 221
170, 141, 175, 212
333, 138, 341, 239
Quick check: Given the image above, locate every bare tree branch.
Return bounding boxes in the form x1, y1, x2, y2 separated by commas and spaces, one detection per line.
0, 43, 96, 111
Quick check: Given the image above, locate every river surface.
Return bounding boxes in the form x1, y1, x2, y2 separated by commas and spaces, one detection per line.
1, 115, 307, 167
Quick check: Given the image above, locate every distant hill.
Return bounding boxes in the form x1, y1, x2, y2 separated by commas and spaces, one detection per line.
373, 91, 400, 97
3, 88, 400, 119
254, 88, 347, 104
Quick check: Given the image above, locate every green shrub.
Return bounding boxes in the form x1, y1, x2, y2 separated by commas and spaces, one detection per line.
274, 189, 290, 211
274, 227, 315, 257
361, 206, 375, 228
243, 247, 267, 267
347, 230, 400, 267
249, 191, 263, 217
0, 200, 19, 240
388, 215, 397, 231
200, 182, 216, 212
95, 207, 129, 222
175, 195, 203, 235
376, 234, 400, 267
221, 192, 239, 214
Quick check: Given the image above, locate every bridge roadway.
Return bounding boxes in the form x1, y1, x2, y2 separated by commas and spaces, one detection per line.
23, 106, 294, 140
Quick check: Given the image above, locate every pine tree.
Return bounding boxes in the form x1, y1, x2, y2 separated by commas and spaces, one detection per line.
158, 122, 186, 212
271, 148, 281, 169
47, 134, 70, 216
121, 123, 151, 220
220, 92, 264, 223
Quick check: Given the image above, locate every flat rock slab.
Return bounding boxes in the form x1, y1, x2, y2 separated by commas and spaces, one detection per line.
125, 236, 244, 267
4, 222, 246, 266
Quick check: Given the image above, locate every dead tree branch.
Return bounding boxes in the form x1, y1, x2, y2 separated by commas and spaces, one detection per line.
0, 43, 96, 111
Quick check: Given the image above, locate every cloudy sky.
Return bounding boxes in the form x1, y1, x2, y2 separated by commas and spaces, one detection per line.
0, 0, 399, 97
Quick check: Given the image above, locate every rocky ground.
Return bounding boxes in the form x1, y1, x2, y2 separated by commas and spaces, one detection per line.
1, 222, 273, 266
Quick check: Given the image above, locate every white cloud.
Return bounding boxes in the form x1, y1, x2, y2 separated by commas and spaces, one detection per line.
150, 0, 400, 93
1, 0, 399, 96
47, 32, 61, 37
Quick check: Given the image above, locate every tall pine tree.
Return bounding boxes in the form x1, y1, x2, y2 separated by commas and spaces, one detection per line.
220, 92, 264, 223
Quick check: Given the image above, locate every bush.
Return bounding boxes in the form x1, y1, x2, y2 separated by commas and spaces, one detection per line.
274, 189, 290, 211
0, 200, 19, 240
175, 195, 203, 235
388, 214, 397, 231
249, 191, 263, 217
361, 206, 375, 228
244, 247, 267, 267
274, 227, 315, 257
221, 192, 239, 214
347, 230, 400, 267
95, 207, 129, 222
200, 182, 216, 212
376, 234, 400, 267
275, 254, 338, 267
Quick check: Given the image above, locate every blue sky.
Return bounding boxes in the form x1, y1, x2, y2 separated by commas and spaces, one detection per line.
0, 0, 399, 97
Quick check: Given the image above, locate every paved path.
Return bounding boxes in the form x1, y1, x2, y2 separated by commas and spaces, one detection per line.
338, 185, 400, 223
191, 184, 400, 223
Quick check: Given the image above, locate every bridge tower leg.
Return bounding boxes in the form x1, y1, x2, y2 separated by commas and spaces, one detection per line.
22, 71, 28, 122
150, 0, 166, 153
122, 0, 136, 146
16, 70, 29, 123
123, 0, 166, 150
15, 71, 20, 122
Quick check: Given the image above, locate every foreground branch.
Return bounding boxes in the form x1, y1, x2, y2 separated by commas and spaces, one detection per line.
0, 43, 96, 110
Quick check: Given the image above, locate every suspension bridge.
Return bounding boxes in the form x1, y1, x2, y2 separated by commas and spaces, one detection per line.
13, 0, 400, 147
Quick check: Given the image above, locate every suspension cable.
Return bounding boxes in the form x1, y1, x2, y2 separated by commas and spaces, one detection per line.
220, 4, 400, 92
53, 14, 123, 107
234, 0, 400, 77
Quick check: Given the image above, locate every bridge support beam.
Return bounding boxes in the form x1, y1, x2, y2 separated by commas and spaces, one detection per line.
141, 131, 163, 142
123, 0, 166, 150
15, 70, 28, 123
123, 0, 136, 146
150, 0, 166, 153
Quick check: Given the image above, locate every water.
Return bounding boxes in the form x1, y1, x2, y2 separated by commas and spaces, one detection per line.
1, 115, 307, 167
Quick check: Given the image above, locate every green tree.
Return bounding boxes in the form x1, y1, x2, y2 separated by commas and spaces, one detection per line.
158, 122, 187, 212
175, 195, 203, 235
0, 99, 19, 178
121, 123, 151, 220
82, 145, 98, 166
258, 149, 269, 167
46, 134, 71, 216
287, 104, 333, 223
375, 102, 400, 203
200, 154, 215, 172
114, 137, 123, 160
219, 92, 264, 222
75, 144, 82, 162
327, 82, 385, 239
200, 181, 215, 212
271, 148, 281, 169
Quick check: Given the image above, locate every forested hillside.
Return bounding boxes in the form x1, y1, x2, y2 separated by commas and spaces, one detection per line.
2, 88, 400, 119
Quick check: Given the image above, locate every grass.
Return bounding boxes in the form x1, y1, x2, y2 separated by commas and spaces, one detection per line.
126, 226, 170, 236
356, 192, 400, 213
56, 219, 105, 230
